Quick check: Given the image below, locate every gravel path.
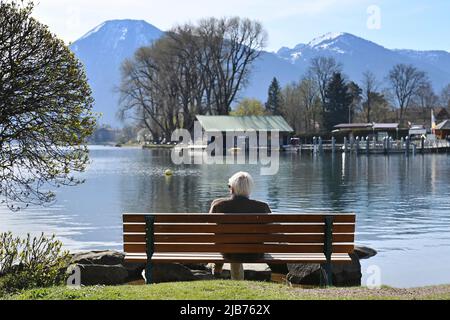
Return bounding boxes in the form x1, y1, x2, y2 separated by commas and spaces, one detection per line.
287, 284, 450, 300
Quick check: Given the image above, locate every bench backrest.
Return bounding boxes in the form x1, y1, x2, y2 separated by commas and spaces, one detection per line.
123, 213, 356, 255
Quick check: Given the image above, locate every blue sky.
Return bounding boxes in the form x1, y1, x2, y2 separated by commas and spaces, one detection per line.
33, 0, 450, 52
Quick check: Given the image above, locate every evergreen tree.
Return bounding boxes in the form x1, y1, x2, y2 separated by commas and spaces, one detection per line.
265, 77, 283, 115
323, 73, 353, 132
347, 81, 362, 123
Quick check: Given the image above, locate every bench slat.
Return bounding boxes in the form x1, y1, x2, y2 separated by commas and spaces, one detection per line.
124, 243, 354, 254
123, 223, 355, 234
124, 253, 352, 264
123, 233, 355, 244
123, 213, 355, 224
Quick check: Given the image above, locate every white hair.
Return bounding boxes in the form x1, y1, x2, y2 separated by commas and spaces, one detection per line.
228, 172, 254, 197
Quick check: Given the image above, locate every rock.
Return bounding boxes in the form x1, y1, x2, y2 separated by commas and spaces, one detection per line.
286, 253, 362, 287
280, 246, 377, 287
70, 250, 148, 281
182, 263, 210, 271
267, 264, 289, 274
123, 261, 146, 280
69, 251, 216, 284
331, 253, 362, 286
71, 250, 125, 266
67, 264, 129, 286
244, 269, 272, 281
354, 246, 377, 260
148, 263, 198, 283
286, 264, 327, 286
191, 270, 215, 281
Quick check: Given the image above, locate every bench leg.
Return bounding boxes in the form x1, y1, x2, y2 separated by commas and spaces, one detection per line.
145, 263, 153, 284
320, 263, 333, 287
230, 263, 244, 280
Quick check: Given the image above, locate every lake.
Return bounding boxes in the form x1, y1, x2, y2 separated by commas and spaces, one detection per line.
1, 146, 449, 288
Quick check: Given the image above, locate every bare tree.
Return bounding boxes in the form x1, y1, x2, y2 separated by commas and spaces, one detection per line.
280, 76, 321, 135
308, 56, 342, 110
440, 83, 450, 109
388, 64, 427, 126
298, 76, 320, 133
281, 82, 302, 134
347, 81, 362, 123
361, 71, 379, 123
197, 17, 267, 115
118, 44, 181, 140
166, 25, 207, 131
415, 81, 438, 124
119, 17, 267, 138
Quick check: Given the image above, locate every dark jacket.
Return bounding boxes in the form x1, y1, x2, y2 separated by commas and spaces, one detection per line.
209, 196, 271, 214
209, 195, 271, 262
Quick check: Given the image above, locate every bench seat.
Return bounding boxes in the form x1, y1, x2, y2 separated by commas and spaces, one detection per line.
125, 252, 352, 264
122, 213, 356, 285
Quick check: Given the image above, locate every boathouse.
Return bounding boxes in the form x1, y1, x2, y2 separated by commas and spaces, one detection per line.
435, 120, 450, 140
333, 123, 402, 140
196, 115, 294, 148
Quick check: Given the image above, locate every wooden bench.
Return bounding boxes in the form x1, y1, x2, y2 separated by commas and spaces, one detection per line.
123, 213, 356, 286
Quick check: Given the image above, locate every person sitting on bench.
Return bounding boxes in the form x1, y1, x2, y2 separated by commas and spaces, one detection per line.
209, 171, 271, 280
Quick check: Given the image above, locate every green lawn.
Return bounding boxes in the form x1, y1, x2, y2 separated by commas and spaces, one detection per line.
4, 281, 450, 300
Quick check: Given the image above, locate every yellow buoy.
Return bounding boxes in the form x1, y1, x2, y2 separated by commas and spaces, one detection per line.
229, 147, 241, 154
164, 169, 173, 176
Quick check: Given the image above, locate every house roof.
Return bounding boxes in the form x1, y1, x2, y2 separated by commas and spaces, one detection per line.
436, 120, 450, 130
333, 123, 399, 130
196, 115, 294, 132
373, 123, 399, 130
333, 123, 372, 129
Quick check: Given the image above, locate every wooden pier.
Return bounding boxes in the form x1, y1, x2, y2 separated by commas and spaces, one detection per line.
287, 137, 450, 155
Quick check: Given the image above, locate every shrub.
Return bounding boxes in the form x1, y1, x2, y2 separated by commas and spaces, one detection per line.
0, 232, 70, 295
0, 232, 21, 275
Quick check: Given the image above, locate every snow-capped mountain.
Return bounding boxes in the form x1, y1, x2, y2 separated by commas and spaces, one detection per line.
70, 20, 163, 126
69, 22, 450, 127
394, 49, 450, 75
277, 32, 450, 91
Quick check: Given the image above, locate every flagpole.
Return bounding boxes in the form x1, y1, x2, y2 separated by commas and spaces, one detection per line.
431, 110, 436, 135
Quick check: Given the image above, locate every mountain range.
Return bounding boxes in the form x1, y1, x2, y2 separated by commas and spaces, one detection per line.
69, 20, 450, 127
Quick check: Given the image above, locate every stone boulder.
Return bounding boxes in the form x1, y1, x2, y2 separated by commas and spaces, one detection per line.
123, 261, 146, 280
71, 250, 125, 265
285, 246, 377, 287
286, 264, 327, 286
67, 264, 129, 286
286, 253, 362, 287
145, 263, 198, 283
70, 250, 146, 281
354, 246, 377, 260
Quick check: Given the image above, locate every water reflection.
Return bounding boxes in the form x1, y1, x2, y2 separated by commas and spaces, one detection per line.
0, 146, 449, 287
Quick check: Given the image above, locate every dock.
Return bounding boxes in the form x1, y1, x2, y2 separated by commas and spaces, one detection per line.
289, 137, 450, 155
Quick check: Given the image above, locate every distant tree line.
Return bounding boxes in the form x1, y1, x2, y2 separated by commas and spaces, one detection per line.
266, 57, 450, 135
118, 17, 267, 140
118, 17, 450, 140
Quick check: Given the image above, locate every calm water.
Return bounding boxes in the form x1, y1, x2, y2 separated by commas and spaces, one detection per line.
1, 146, 450, 287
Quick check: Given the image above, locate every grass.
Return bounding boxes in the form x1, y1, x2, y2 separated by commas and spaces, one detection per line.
3, 281, 450, 300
